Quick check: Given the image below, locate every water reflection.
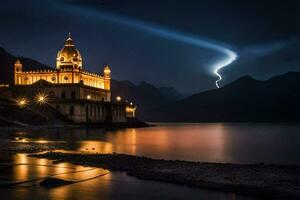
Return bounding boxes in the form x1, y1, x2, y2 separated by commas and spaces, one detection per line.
13, 154, 29, 181
0, 154, 257, 200
5, 123, 299, 199
2, 123, 300, 164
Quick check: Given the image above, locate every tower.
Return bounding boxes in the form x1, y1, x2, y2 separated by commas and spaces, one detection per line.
103, 64, 111, 90
14, 59, 22, 85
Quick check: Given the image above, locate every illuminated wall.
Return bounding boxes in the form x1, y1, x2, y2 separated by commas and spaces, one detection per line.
14, 62, 109, 90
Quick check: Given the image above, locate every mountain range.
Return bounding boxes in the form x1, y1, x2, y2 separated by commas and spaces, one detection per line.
111, 80, 184, 118
146, 72, 300, 122
0, 47, 51, 84
1, 46, 299, 122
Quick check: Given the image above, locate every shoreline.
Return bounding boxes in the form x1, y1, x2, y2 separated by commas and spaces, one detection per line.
30, 152, 300, 200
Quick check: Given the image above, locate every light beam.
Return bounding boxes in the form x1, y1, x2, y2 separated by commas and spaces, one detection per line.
61, 3, 238, 88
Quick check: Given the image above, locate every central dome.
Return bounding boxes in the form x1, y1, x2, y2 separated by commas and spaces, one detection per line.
56, 33, 82, 70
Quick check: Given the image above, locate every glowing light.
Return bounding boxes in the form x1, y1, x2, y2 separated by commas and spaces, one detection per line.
87, 95, 91, 99
213, 50, 237, 88
35, 140, 50, 144
104, 65, 111, 74
15, 97, 28, 108
19, 100, 26, 106
126, 105, 136, 118
64, 5, 238, 88
130, 102, 133, 105
35, 92, 48, 105
116, 96, 122, 102
0, 84, 9, 88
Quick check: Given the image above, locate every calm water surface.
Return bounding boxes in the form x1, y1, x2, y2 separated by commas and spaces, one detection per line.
4, 123, 300, 164
1, 123, 299, 200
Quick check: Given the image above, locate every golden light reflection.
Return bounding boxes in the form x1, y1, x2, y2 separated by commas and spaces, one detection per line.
49, 167, 110, 200
35, 140, 50, 144
80, 141, 113, 153
130, 129, 137, 154
103, 128, 139, 155
14, 154, 29, 181
100, 124, 227, 161
36, 158, 48, 176
53, 162, 66, 174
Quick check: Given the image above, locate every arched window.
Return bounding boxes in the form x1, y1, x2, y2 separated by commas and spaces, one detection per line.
24, 77, 29, 84
61, 91, 66, 99
60, 57, 64, 61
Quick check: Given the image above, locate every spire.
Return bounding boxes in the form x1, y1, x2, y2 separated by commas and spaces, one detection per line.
65, 32, 74, 46
15, 58, 21, 65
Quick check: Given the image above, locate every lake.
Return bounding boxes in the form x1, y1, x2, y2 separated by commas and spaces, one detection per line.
1, 123, 300, 200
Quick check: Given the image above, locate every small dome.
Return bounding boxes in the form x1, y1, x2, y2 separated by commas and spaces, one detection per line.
56, 33, 82, 70
104, 65, 111, 73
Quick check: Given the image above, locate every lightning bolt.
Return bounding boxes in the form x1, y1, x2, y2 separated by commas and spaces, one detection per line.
213, 50, 237, 88
58, 2, 238, 88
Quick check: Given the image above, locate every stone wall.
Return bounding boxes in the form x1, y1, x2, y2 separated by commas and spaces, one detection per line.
9, 82, 128, 124
56, 100, 127, 124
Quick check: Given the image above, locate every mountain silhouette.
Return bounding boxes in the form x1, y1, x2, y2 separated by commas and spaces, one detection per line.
0, 47, 51, 84
111, 80, 184, 118
147, 72, 300, 122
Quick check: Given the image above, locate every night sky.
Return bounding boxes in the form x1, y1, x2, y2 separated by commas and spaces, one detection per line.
1, 0, 300, 93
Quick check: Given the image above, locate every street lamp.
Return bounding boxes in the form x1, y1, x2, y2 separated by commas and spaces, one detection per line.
16, 97, 28, 108
116, 96, 121, 102
36, 92, 48, 105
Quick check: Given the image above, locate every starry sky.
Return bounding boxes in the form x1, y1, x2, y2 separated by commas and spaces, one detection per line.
1, 0, 300, 93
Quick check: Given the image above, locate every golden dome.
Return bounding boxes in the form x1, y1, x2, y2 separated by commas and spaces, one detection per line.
56, 33, 82, 70
104, 65, 111, 73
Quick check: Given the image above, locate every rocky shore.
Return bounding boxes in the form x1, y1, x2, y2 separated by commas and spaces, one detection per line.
30, 152, 300, 200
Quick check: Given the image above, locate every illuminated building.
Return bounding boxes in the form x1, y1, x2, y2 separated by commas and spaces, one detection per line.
10, 34, 136, 123
14, 33, 111, 102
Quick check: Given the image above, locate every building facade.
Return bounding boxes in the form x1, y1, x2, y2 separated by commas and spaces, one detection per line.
11, 34, 135, 124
